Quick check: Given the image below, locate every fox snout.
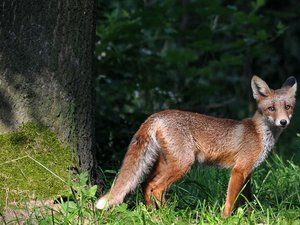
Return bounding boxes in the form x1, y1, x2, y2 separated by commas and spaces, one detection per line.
279, 119, 288, 126
267, 115, 290, 128
274, 117, 290, 128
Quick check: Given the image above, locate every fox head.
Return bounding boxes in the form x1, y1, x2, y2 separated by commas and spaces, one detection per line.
251, 75, 297, 128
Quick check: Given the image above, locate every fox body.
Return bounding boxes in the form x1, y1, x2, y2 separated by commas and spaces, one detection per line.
96, 76, 297, 218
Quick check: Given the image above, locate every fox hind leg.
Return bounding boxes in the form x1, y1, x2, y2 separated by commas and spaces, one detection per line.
142, 156, 166, 208
142, 154, 192, 208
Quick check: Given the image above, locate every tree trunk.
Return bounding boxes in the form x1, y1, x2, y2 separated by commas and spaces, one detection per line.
0, 0, 98, 181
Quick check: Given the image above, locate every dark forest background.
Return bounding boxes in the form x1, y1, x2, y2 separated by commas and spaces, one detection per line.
95, 0, 300, 169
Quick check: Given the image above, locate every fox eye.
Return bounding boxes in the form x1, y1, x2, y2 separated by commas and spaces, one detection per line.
285, 105, 291, 110
268, 106, 275, 112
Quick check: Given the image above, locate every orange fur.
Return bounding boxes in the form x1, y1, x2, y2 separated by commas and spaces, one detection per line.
96, 76, 297, 218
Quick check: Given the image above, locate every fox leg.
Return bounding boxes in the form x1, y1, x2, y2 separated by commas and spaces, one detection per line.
142, 155, 168, 208
143, 155, 192, 208
223, 166, 251, 218
143, 155, 168, 208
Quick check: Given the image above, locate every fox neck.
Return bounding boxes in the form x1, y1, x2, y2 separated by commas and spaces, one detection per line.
252, 110, 283, 168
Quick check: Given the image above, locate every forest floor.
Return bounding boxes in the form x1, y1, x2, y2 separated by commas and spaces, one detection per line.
1, 154, 300, 224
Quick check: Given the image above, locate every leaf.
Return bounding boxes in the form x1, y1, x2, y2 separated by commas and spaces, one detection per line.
105, 169, 117, 174
256, 30, 268, 41
251, 0, 266, 12
87, 185, 98, 198
276, 21, 287, 35
256, 0, 266, 8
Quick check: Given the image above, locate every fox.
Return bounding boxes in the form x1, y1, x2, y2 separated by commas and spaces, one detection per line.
96, 75, 297, 218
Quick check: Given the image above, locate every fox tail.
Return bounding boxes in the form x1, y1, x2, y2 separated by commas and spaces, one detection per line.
95, 118, 159, 209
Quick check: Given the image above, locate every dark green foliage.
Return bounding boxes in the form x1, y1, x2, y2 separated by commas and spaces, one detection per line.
96, 0, 300, 166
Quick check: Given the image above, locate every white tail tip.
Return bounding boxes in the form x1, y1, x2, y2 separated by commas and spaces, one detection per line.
95, 196, 109, 210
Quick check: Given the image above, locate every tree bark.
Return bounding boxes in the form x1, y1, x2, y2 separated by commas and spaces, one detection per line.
0, 0, 97, 180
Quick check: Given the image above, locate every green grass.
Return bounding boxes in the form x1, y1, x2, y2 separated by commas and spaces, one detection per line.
1, 153, 299, 224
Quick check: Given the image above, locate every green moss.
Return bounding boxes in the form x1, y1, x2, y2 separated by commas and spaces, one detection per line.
0, 122, 75, 211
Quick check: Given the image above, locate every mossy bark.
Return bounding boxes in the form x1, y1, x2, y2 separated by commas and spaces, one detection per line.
0, 0, 97, 179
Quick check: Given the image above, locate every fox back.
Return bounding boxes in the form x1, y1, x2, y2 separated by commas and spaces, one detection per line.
96, 76, 297, 218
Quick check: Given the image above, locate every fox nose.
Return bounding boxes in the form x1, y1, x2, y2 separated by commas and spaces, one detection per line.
280, 119, 287, 126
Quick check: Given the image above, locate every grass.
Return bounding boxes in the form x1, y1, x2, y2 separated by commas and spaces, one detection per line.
1, 153, 300, 224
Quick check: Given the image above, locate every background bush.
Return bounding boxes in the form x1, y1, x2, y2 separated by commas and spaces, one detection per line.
95, 0, 300, 167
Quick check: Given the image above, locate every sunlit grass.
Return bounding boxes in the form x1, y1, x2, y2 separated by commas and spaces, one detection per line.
1, 153, 299, 224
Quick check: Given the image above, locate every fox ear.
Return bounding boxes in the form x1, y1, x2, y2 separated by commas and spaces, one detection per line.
282, 76, 297, 96
251, 75, 272, 100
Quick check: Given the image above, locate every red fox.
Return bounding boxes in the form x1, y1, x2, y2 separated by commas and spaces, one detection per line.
96, 76, 297, 218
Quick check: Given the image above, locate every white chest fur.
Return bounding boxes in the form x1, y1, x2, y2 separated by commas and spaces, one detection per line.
254, 125, 279, 169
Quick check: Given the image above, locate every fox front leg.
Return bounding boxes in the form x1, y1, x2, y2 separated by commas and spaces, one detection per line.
223, 166, 251, 218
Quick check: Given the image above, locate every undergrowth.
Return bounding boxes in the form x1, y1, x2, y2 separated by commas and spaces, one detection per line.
1, 153, 300, 224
